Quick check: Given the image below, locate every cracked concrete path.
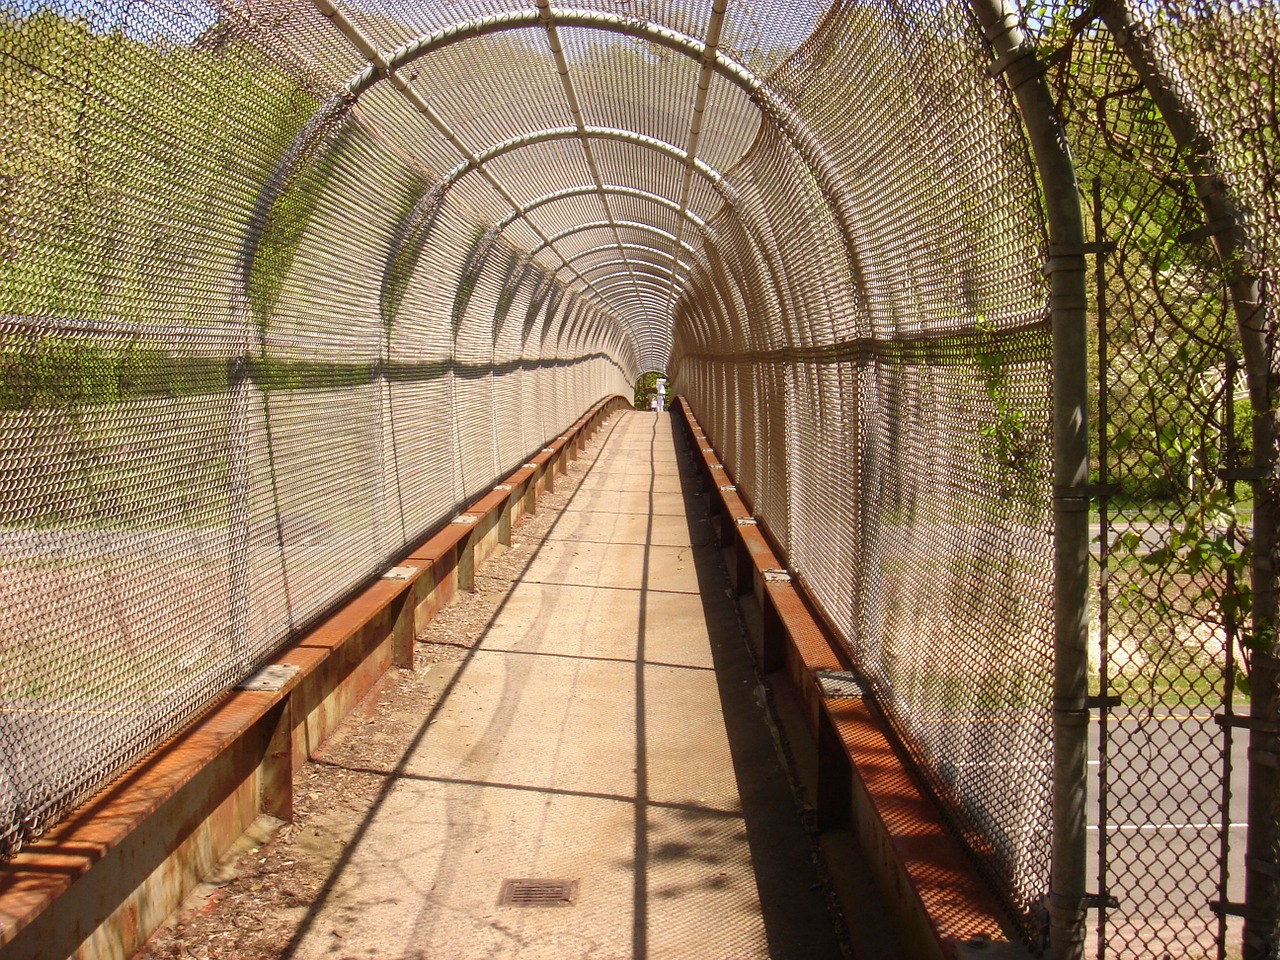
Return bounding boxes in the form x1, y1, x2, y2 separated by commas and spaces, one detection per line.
258, 411, 847, 960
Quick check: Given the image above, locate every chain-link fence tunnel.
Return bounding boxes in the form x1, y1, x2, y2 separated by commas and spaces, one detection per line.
1, 0, 1279, 957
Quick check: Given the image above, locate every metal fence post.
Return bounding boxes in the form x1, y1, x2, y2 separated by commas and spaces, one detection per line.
966, 1, 1090, 956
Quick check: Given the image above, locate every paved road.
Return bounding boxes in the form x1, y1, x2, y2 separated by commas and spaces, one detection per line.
1086, 707, 1248, 953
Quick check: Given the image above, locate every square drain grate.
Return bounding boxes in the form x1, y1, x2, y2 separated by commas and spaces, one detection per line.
498, 878, 578, 907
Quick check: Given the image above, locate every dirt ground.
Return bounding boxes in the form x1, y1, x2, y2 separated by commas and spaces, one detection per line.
134, 444, 605, 960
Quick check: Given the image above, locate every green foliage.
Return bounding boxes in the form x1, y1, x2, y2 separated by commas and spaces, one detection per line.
959, 317, 1051, 528
0, 10, 318, 325
634, 371, 666, 409
972, 318, 1037, 497
249, 122, 356, 331
1113, 439, 1260, 697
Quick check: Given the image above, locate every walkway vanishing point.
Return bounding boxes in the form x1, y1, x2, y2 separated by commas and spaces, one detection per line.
134, 410, 883, 960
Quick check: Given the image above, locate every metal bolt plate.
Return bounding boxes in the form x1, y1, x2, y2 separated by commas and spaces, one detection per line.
719, 484, 736, 492
736, 517, 757, 526
817, 670, 862, 699
236, 663, 300, 693
382, 565, 419, 581
494, 484, 513, 492
451, 514, 479, 525
762, 568, 791, 583
522, 462, 538, 469
498, 878, 578, 907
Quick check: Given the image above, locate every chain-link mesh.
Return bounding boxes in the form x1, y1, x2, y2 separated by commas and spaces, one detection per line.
4, 0, 1280, 954
673, 1, 1058, 939
0, 0, 633, 860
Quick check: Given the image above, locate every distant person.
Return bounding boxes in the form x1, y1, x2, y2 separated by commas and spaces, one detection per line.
650, 395, 660, 413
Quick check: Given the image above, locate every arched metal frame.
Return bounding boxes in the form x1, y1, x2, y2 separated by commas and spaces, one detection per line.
338, 5, 866, 279
494, 184, 710, 233
557, 242, 696, 277
247, 11, 1093, 954
576, 260, 689, 285
405, 126, 731, 323
285, 1, 877, 372
527, 219, 701, 259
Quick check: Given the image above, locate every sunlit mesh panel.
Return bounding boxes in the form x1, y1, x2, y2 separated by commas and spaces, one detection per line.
671, 0, 1055, 937
0, 0, 632, 861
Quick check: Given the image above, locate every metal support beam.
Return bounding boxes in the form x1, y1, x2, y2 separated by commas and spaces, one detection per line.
529, 219, 701, 259
968, 2, 1089, 959
342, 7, 871, 323
556, 242, 696, 276
535, 0, 655, 334
308, 0, 630, 326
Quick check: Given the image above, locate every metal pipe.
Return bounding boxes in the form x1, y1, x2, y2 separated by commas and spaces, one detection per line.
342, 7, 870, 323
529, 220, 702, 259
662, 0, 729, 316
308, 0, 629, 325
554, 242, 697, 275
966, 2, 1090, 958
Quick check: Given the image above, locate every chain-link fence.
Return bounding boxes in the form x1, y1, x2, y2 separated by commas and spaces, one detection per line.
1022, 0, 1280, 952
3, 0, 1280, 955
672, 0, 1278, 955
674, 0, 1059, 939
0, 1, 634, 860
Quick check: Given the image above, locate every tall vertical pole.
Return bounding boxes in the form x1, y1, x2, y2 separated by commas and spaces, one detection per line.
966, 2, 1090, 957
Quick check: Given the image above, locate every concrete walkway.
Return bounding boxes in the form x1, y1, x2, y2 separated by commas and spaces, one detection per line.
289, 411, 846, 960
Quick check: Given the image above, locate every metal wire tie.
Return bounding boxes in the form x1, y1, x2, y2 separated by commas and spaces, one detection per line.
1048, 890, 1117, 915
982, 12, 1020, 43
1041, 255, 1089, 277
1049, 241, 1117, 257
1210, 900, 1272, 922
1053, 483, 1118, 499
1218, 467, 1267, 481
1079, 893, 1119, 911
984, 44, 1047, 91
1084, 694, 1122, 710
